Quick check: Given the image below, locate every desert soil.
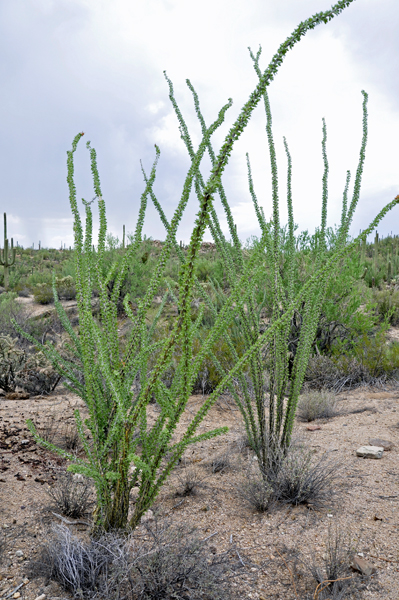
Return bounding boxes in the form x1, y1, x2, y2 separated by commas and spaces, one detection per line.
0, 296, 398, 599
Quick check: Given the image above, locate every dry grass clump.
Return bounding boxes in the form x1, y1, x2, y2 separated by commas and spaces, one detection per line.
293, 524, 362, 600
60, 422, 82, 452
238, 440, 344, 512
28, 520, 244, 600
28, 524, 121, 598
304, 355, 369, 392
45, 471, 94, 519
37, 414, 59, 444
238, 458, 273, 512
173, 462, 209, 497
296, 389, 338, 422
209, 449, 233, 474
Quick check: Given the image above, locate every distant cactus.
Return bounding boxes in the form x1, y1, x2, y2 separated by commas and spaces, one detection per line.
0, 213, 17, 290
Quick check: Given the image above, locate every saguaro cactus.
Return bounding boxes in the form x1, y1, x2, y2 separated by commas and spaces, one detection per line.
0, 212, 16, 290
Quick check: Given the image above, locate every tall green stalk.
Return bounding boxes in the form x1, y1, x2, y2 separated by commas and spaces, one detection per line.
12, 0, 399, 533
152, 33, 399, 477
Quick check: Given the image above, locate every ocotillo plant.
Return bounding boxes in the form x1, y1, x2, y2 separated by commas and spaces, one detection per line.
12, 0, 399, 534
0, 212, 16, 290
151, 47, 399, 477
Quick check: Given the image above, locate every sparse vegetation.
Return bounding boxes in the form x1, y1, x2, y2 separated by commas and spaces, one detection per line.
209, 449, 232, 474
296, 389, 338, 422
239, 439, 344, 512
295, 524, 359, 600
28, 520, 244, 600
46, 471, 94, 519
173, 462, 209, 497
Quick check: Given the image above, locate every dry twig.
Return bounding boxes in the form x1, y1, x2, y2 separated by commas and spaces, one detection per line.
313, 575, 354, 600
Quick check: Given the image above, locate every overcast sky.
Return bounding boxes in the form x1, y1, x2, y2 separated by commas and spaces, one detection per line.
1, 0, 398, 250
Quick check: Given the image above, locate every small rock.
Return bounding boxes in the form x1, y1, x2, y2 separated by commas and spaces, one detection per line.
15, 551, 23, 558
34, 595, 46, 600
369, 438, 394, 451
356, 446, 384, 459
72, 474, 84, 483
352, 555, 377, 576
13, 593, 21, 599
306, 425, 321, 431
141, 510, 154, 524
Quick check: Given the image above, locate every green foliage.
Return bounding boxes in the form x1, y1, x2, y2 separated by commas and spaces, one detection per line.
371, 287, 399, 325
342, 327, 399, 378
160, 39, 398, 496
32, 282, 55, 304
33, 276, 77, 304
12, 0, 399, 536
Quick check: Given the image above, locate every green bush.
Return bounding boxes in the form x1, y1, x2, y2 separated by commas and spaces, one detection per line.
371, 287, 399, 325
350, 329, 399, 377
32, 276, 77, 304
32, 282, 54, 304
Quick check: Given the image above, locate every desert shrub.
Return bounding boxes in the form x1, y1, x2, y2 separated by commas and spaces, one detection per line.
15, 285, 31, 297
0, 291, 65, 348
269, 445, 343, 509
112, 519, 243, 600
28, 524, 119, 597
210, 450, 232, 474
60, 422, 82, 452
56, 276, 77, 301
33, 276, 77, 304
33, 282, 54, 304
343, 327, 399, 378
305, 354, 374, 392
299, 524, 357, 600
0, 292, 27, 337
296, 389, 338, 421
37, 415, 59, 444
173, 462, 208, 497
15, 349, 62, 395
238, 458, 273, 512
46, 471, 94, 519
371, 287, 399, 325
29, 520, 242, 600
0, 334, 26, 392
239, 441, 343, 512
